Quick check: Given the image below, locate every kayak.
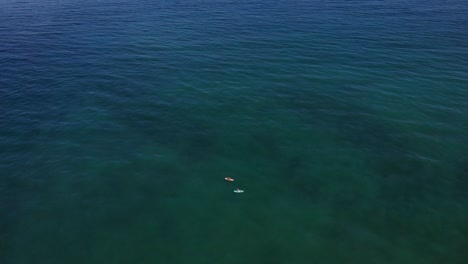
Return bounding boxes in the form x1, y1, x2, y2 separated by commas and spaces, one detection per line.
225, 177, 234, 182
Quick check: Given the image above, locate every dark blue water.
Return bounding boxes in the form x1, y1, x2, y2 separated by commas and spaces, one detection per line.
1, 0, 467, 263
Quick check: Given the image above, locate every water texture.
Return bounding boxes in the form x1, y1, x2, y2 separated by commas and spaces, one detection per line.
1, 0, 467, 263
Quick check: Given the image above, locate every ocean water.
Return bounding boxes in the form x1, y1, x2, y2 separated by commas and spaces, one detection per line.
1, 0, 467, 263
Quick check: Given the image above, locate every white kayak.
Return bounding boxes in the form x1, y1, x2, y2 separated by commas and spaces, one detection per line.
233, 189, 244, 193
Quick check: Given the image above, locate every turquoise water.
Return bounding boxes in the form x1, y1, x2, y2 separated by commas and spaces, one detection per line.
1, 0, 467, 263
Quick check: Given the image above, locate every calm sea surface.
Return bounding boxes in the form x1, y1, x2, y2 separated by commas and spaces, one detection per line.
1, 0, 467, 263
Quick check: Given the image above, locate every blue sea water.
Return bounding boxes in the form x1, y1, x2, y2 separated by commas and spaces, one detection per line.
1, 0, 467, 263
